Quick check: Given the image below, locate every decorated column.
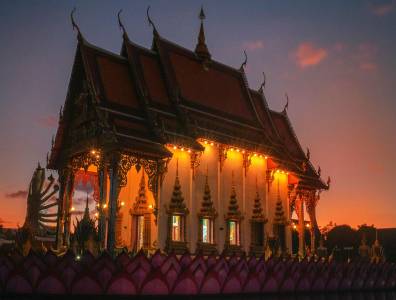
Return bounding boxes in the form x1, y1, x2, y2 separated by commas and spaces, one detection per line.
305, 190, 319, 253
107, 154, 121, 254
295, 194, 305, 257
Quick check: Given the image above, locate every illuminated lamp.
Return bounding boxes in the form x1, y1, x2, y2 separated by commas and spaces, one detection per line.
103, 204, 107, 209
265, 156, 268, 159
96, 204, 100, 208
71, 207, 75, 211
230, 148, 234, 151
236, 149, 240, 152
254, 153, 257, 157
210, 142, 214, 146
242, 150, 245, 154
76, 255, 81, 260
259, 154, 262, 157
187, 149, 191, 153
276, 170, 280, 173
121, 201, 125, 207
204, 141, 208, 144
306, 223, 310, 228
91, 150, 96, 155
181, 147, 184, 151
96, 154, 100, 159
293, 224, 297, 230
148, 204, 153, 209
173, 146, 177, 150
94, 212, 99, 217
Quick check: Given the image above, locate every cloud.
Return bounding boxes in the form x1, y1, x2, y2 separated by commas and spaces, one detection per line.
356, 43, 378, 72
242, 40, 264, 51
293, 42, 328, 68
5, 190, 28, 199
37, 115, 57, 128
369, 0, 395, 16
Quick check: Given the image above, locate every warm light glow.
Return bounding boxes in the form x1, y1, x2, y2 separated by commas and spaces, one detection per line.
173, 146, 177, 150
103, 204, 107, 209
121, 201, 125, 207
276, 170, 280, 173
254, 153, 257, 157
265, 156, 268, 160
293, 224, 297, 230
306, 223, 311, 228
236, 149, 240, 152
204, 141, 208, 144
230, 148, 234, 151
71, 207, 75, 211
94, 212, 99, 217
96, 204, 100, 208
210, 142, 214, 146
91, 150, 96, 155
148, 204, 153, 209
187, 149, 191, 153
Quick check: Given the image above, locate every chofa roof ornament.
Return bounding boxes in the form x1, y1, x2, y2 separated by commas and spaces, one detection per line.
70, 7, 83, 41
147, 6, 159, 36
117, 9, 129, 40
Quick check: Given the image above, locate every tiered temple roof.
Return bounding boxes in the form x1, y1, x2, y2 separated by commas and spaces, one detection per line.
48, 9, 328, 190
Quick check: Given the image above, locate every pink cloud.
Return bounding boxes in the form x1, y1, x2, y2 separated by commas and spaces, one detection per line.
360, 62, 378, 71
293, 42, 328, 68
370, 1, 395, 16
37, 115, 57, 128
356, 43, 378, 72
243, 40, 264, 51
5, 190, 28, 199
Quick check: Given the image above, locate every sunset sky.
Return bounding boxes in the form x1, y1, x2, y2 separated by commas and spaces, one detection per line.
0, 0, 395, 229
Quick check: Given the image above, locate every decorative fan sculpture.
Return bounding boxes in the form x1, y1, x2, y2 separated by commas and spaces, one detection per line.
23, 163, 59, 238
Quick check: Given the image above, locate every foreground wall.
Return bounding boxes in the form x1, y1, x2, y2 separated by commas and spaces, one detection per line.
1, 250, 395, 295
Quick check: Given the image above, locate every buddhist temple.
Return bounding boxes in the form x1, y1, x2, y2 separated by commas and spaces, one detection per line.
47, 7, 329, 257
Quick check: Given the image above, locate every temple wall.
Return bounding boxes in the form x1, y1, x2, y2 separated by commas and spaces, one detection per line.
193, 143, 219, 252
158, 149, 192, 250
266, 171, 291, 251
245, 156, 268, 252
124, 144, 293, 254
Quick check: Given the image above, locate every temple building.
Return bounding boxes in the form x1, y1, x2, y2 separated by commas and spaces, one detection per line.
48, 8, 329, 256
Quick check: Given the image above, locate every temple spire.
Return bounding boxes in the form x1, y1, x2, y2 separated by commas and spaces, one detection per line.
83, 193, 90, 220
195, 6, 211, 60
200, 167, 216, 216
252, 176, 265, 220
273, 178, 286, 224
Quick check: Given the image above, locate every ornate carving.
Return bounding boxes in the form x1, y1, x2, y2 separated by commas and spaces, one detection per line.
190, 151, 201, 179
70, 151, 101, 174
266, 169, 274, 192
242, 152, 251, 176
218, 144, 227, 172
